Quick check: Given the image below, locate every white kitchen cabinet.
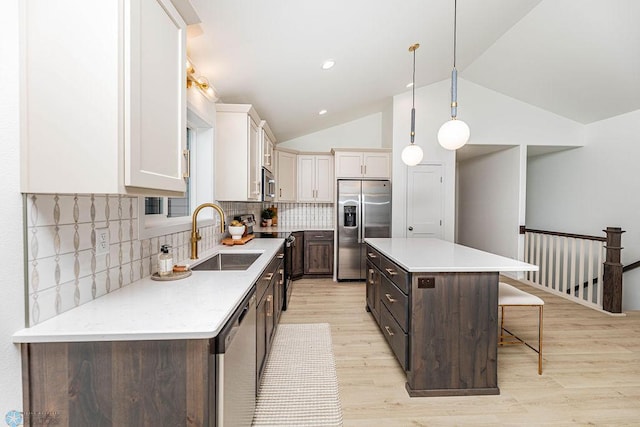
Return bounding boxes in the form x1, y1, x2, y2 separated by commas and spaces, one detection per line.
215, 104, 262, 201
21, 0, 187, 195
333, 149, 391, 179
260, 121, 276, 173
297, 155, 334, 203
275, 149, 297, 202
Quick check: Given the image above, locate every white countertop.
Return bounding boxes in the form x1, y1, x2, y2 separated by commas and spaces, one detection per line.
13, 239, 285, 343
365, 238, 538, 273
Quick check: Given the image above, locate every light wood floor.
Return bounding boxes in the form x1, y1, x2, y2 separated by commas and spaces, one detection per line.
280, 277, 640, 426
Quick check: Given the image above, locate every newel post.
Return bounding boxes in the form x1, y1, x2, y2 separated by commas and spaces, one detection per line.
602, 227, 625, 313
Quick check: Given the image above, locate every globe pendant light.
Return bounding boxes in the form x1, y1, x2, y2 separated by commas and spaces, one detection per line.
438, 0, 470, 150
401, 43, 424, 166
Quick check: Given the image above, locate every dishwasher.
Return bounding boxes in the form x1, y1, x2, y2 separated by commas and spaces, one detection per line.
215, 288, 257, 427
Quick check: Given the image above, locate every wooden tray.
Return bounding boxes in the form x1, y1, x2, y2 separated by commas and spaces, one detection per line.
222, 234, 255, 245
151, 270, 192, 281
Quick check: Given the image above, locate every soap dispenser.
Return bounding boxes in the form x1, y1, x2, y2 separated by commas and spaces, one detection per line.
158, 245, 173, 276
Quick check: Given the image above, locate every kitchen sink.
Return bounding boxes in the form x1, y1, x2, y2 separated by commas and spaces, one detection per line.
191, 252, 261, 271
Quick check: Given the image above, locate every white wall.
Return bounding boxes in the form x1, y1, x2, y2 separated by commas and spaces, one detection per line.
0, 0, 25, 415
278, 112, 383, 151
457, 146, 525, 260
392, 77, 585, 242
527, 109, 640, 310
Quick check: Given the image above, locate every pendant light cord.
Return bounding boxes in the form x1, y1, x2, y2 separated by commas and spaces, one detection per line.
453, 0, 457, 69
412, 47, 416, 110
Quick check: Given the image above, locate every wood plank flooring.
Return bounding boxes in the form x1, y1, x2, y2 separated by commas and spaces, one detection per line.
280, 277, 640, 426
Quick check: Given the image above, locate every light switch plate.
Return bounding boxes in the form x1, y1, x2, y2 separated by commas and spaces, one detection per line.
96, 227, 110, 255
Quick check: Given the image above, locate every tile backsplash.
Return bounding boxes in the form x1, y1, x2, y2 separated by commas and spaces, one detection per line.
24, 196, 334, 326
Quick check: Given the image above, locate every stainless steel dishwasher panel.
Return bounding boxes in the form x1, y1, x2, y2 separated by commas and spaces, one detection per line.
217, 292, 257, 427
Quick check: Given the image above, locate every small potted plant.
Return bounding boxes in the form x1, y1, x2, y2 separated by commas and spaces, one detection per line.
261, 208, 273, 227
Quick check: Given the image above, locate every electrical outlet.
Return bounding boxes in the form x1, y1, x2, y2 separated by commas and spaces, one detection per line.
96, 227, 110, 255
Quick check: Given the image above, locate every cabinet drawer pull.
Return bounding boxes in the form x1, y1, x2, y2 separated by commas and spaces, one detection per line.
385, 293, 397, 303
277, 253, 284, 259
367, 252, 377, 258
266, 295, 273, 317
368, 269, 374, 284
384, 326, 394, 336
385, 268, 398, 276
264, 273, 274, 281
279, 269, 284, 284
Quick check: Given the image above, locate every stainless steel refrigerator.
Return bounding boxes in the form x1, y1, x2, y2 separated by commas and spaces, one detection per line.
337, 180, 392, 280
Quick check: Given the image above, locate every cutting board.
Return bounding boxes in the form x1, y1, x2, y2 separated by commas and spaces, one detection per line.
222, 234, 255, 246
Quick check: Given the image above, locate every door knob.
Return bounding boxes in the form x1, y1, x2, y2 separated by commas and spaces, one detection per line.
408, 226, 414, 231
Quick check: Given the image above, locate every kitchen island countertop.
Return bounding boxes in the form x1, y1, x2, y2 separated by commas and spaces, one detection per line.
13, 239, 284, 343
365, 238, 538, 273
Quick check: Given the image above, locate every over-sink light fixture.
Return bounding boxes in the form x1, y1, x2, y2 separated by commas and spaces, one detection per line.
186, 57, 219, 102
438, 0, 470, 150
401, 43, 423, 167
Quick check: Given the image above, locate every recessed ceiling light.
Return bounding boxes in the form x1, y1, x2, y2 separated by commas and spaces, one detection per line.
406, 82, 414, 88
319, 109, 328, 115
321, 60, 335, 70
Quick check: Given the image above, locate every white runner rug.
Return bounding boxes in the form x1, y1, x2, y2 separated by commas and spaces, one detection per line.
252, 323, 343, 426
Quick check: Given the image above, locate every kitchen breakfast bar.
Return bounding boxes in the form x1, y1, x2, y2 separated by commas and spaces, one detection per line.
364, 238, 538, 397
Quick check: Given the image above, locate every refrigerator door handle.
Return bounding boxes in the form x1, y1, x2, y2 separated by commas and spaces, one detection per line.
360, 193, 366, 243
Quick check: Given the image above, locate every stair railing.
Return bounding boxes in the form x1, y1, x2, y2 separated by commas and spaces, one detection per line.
520, 226, 624, 314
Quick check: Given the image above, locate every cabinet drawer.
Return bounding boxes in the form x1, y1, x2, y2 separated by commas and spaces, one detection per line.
365, 245, 381, 268
304, 230, 333, 240
258, 247, 284, 300
380, 256, 410, 294
380, 304, 408, 371
380, 275, 409, 332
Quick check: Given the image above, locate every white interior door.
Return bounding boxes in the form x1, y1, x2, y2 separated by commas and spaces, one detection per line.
406, 164, 443, 238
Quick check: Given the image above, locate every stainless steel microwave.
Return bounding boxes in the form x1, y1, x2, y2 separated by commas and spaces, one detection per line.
262, 167, 275, 202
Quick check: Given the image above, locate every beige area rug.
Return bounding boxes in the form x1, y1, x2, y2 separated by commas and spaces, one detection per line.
252, 323, 343, 426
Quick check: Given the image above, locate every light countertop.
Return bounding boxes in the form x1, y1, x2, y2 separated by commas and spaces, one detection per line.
365, 238, 538, 273
13, 239, 285, 343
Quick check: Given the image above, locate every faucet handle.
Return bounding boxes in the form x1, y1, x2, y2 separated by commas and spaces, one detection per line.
195, 230, 202, 242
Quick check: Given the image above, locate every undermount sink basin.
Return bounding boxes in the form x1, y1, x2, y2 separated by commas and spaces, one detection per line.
191, 252, 261, 271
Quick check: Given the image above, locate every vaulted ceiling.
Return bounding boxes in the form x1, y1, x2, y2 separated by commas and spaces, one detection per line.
186, 0, 640, 142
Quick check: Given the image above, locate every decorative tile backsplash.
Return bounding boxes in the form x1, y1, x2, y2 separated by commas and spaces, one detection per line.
24, 196, 334, 326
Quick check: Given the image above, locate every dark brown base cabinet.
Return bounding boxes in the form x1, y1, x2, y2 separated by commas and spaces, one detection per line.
256, 246, 284, 385
303, 231, 334, 275
21, 339, 213, 426
291, 231, 304, 280
365, 244, 499, 397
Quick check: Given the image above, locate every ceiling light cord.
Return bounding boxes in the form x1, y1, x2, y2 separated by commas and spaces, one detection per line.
451, 0, 458, 119
411, 46, 416, 143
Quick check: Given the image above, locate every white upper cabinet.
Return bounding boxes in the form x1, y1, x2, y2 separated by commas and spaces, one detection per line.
275, 149, 297, 202
21, 0, 187, 195
297, 155, 334, 203
260, 121, 276, 173
333, 149, 391, 179
215, 104, 262, 201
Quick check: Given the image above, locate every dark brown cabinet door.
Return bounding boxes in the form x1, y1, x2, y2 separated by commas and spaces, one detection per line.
366, 261, 380, 324
303, 232, 334, 275
291, 231, 304, 279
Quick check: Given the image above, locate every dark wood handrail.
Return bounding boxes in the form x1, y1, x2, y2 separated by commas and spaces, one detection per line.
623, 260, 640, 273
519, 226, 606, 242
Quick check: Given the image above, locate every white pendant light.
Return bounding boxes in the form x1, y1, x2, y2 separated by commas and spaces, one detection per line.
402, 43, 423, 166
438, 0, 470, 150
